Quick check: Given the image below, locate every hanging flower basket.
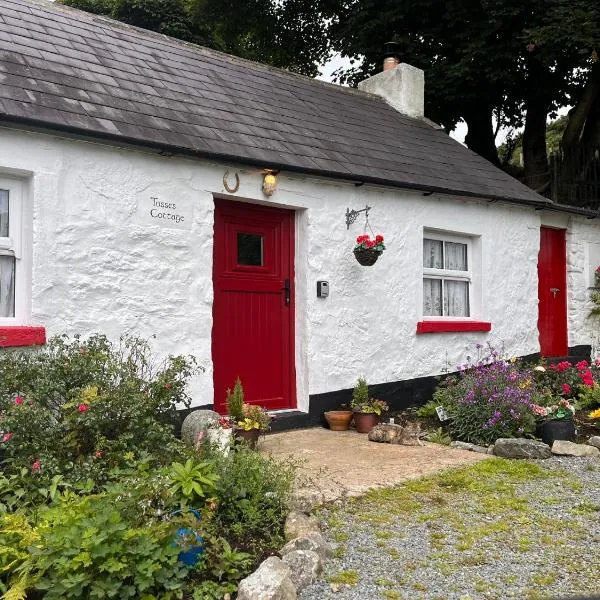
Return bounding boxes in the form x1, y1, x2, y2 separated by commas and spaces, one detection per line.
353, 234, 385, 266
353, 248, 382, 266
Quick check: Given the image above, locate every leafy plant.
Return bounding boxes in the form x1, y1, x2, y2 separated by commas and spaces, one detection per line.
531, 399, 575, 421
10, 494, 189, 600
351, 377, 369, 407
205, 444, 295, 557
425, 428, 452, 446
237, 404, 271, 431
226, 378, 245, 422
578, 383, 600, 410
168, 459, 220, 506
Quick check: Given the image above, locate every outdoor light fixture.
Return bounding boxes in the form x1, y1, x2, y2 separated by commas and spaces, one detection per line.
262, 170, 278, 196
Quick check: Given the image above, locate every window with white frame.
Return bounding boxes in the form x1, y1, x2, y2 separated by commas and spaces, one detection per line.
423, 233, 471, 317
0, 178, 23, 321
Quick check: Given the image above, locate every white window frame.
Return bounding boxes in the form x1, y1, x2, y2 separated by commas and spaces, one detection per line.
422, 231, 473, 320
0, 177, 27, 325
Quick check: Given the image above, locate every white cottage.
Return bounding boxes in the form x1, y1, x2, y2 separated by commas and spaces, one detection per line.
1, 0, 599, 427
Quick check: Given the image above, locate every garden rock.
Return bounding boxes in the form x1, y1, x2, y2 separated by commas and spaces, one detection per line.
368, 423, 404, 443
181, 410, 219, 447
284, 512, 320, 541
290, 488, 326, 514
280, 531, 333, 561
587, 436, 600, 450
493, 438, 551, 459
552, 440, 600, 457
450, 441, 489, 454
237, 556, 296, 600
282, 550, 321, 591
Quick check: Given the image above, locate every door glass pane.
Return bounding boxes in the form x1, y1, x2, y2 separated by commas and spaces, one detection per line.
0, 190, 8, 238
423, 278, 442, 316
0, 255, 15, 317
444, 280, 469, 317
237, 233, 263, 266
444, 241, 468, 270
423, 239, 443, 268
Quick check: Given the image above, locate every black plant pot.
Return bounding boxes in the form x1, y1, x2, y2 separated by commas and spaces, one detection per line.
536, 419, 576, 446
353, 248, 382, 266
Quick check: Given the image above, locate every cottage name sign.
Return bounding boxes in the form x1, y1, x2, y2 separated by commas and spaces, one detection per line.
135, 192, 194, 230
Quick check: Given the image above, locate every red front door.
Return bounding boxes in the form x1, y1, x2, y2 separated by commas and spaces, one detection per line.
212, 199, 295, 412
538, 227, 568, 357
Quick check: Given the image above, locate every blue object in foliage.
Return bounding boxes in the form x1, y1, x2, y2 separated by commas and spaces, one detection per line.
171, 508, 204, 566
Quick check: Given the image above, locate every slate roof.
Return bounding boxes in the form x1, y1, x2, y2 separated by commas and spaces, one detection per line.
0, 0, 550, 206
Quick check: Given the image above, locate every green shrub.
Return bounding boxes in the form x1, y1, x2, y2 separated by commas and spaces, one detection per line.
206, 445, 295, 558
578, 384, 600, 410
351, 377, 369, 408
0, 334, 197, 497
225, 377, 245, 422
9, 494, 189, 600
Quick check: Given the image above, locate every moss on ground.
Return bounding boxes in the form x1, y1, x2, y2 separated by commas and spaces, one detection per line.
317, 458, 600, 599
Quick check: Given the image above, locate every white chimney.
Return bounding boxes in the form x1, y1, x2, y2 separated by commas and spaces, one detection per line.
358, 42, 425, 119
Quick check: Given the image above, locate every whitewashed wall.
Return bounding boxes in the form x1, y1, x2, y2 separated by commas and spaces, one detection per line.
0, 126, 596, 409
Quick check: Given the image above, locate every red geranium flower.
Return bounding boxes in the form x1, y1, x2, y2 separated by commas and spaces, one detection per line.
561, 383, 571, 395
14, 396, 24, 405
78, 404, 89, 412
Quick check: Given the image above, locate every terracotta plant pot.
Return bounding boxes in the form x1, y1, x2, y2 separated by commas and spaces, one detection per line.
353, 411, 380, 433
234, 428, 262, 448
324, 410, 353, 431
536, 419, 576, 446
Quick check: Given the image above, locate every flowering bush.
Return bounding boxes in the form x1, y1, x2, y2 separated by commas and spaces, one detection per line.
434, 347, 537, 445
354, 234, 385, 252
237, 404, 271, 431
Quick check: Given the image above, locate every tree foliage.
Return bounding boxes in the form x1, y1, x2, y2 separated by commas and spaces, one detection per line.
60, 0, 330, 76
320, 0, 600, 193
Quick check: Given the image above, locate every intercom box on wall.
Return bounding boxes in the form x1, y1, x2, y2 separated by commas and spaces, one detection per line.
317, 281, 329, 298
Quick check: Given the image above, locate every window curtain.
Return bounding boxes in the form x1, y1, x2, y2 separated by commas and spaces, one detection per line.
445, 280, 469, 317
423, 239, 443, 268
423, 278, 442, 315
445, 242, 467, 270
0, 190, 8, 237
0, 255, 15, 317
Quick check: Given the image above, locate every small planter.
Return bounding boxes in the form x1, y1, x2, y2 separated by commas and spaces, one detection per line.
324, 410, 353, 431
234, 428, 262, 448
353, 411, 380, 433
171, 509, 204, 567
537, 419, 576, 446
353, 248, 382, 266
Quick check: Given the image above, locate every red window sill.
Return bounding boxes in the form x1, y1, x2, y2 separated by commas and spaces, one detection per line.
416, 321, 492, 334
0, 326, 46, 347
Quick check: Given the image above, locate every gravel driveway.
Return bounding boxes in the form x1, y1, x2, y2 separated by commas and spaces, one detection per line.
299, 456, 600, 600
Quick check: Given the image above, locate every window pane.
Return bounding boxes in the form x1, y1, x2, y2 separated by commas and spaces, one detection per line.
423, 239, 443, 268
444, 241, 468, 270
423, 278, 442, 316
444, 280, 469, 317
0, 255, 15, 317
0, 190, 8, 238
237, 233, 263, 266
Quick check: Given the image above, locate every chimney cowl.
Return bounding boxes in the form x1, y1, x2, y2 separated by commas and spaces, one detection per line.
382, 41, 402, 71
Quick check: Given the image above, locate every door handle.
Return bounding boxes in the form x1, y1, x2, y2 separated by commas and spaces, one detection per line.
283, 279, 290, 305
550, 287, 560, 298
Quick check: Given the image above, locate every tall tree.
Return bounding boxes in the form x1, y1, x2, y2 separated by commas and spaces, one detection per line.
319, 0, 600, 193
60, 0, 330, 77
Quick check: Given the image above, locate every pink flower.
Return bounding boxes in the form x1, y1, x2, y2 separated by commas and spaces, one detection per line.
561, 383, 571, 395
2, 432, 13, 443
14, 396, 24, 406
95, 450, 103, 458
31, 460, 41, 472
78, 404, 89, 412
555, 361, 572, 373
531, 404, 548, 417
576, 360, 589, 371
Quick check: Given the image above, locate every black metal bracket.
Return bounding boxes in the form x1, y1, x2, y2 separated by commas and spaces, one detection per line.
345, 205, 371, 229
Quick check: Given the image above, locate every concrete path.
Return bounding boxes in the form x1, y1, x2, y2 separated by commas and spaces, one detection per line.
260, 428, 488, 503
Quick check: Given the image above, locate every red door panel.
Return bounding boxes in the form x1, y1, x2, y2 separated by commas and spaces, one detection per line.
538, 227, 568, 357
212, 199, 295, 412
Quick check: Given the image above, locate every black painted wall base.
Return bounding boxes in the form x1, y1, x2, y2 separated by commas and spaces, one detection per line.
174, 345, 592, 435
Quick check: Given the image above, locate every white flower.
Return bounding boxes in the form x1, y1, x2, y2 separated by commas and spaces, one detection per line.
534, 366, 546, 372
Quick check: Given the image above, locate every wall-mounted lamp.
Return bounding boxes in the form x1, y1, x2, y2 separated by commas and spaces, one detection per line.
262, 170, 278, 196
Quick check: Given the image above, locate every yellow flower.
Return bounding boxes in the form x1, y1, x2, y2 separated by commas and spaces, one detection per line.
589, 408, 600, 420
